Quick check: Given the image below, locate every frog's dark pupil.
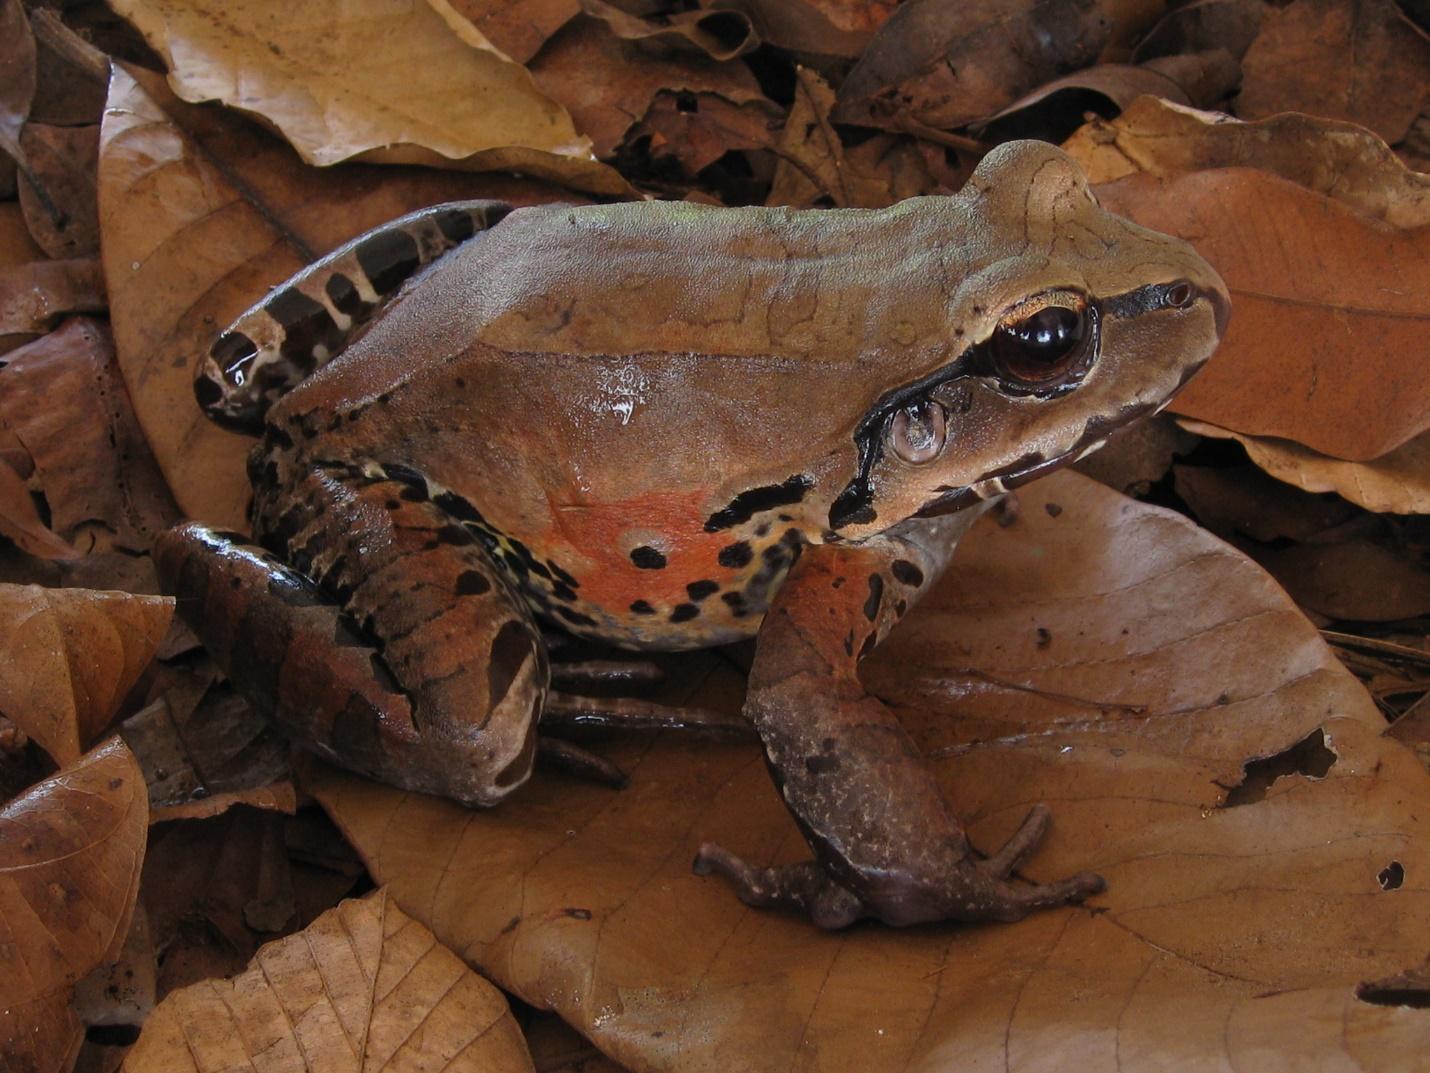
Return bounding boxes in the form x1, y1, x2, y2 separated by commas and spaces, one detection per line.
993, 305, 1086, 384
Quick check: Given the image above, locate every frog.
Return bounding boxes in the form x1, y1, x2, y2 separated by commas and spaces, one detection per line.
155, 140, 1228, 930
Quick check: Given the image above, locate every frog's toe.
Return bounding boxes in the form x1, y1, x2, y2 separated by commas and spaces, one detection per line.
983, 802, 1053, 878
693, 845, 862, 929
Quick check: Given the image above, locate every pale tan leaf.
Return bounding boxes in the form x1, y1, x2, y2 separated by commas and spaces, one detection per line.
122, 889, 535, 1073
1179, 418, 1430, 516
433, 0, 580, 65
311, 471, 1430, 1072
106, 0, 632, 195
0, 738, 148, 1073
0, 584, 172, 766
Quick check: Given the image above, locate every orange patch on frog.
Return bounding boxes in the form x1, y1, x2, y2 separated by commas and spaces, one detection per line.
537, 487, 738, 608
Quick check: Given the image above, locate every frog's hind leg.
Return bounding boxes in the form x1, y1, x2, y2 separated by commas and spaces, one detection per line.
196, 201, 512, 433
155, 461, 546, 808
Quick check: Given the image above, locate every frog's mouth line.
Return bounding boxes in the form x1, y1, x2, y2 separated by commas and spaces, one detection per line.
915, 354, 1209, 518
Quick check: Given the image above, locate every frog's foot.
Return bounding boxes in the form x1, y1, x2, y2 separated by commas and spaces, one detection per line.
537, 737, 627, 788
694, 806, 1104, 929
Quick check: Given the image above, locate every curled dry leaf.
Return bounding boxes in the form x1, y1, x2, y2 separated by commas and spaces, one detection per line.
16, 122, 100, 258
1256, 538, 1430, 623
435, 0, 581, 65
98, 64, 581, 528
0, 319, 180, 553
1178, 417, 1430, 516
1064, 101, 1430, 461
107, 0, 629, 194
311, 471, 1430, 1072
833, 0, 1112, 131
123, 889, 535, 1073
1237, 0, 1430, 145
0, 454, 81, 560
0, 584, 172, 766
0, 257, 105, 335
531, 15, 769, 160
580, 0, 758, 61
631, 90, 781, 177
0, 738, 147, 1073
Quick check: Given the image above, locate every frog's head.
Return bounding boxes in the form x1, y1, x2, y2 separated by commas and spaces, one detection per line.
824, 140, 1229, 541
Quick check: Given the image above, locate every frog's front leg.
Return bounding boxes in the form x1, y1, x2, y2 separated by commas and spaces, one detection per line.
155, 462, 547, 807
694, 513, 1104, 929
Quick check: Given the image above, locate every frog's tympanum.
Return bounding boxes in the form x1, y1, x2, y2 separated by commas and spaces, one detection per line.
156, 142, 1228, 929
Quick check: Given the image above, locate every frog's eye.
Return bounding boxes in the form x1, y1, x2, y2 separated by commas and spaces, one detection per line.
889, 400, 947, 464
991, 303, 1089, 386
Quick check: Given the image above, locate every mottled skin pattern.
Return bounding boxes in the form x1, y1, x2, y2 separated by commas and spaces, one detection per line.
157, 142, 1229, 928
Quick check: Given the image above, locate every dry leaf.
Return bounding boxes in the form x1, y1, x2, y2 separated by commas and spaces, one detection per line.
1178, 418, 1430, 516
123, 889, 536, 1073
631, 89, 781, 177
580, 0, 759, 61
17, 123, 100, 258
531, 15, 769, 159
106, 0, 631, 195
122, 670, 295, 822
0, 456, 81, 560
0, 201, 44, 267
1065, 97, 1430, 226
0, 584, 172, 766
833, 0, 1112, 130
1173, 462, 1358, 544
1063, 104, 1430, 461
98, 65, 581, 529
767, 66, 850, 207
311, 471, 1430, 1072
1257, 540, 1430, 623
719, 0, 896, 58
1073, 412, 1198, 495
0, 257, 106, 335
0, 319, 180, 553
1237, 0, 1430, 145
1133, 0, 1267, 62
0, 0, 35, 165
437, 0, 581, 64
0, 738, 148, 1073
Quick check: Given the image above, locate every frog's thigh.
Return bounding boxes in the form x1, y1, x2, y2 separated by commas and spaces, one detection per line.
157, 468, 547, 807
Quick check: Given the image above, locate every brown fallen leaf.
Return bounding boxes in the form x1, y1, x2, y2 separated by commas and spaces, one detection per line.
0, 455, 81, 560
123, 889, 536, 1073
0, 201, 43, 267
1178, 418, 1430, 516
630, 89, 781, 178
976, 50, 1240, 143
438, 0, 581, 65
311, 471, 1430, 1072
16, 122, 100, 258
581, 0, 759, 61
97, 64, 582, 529
0, 0, 35, 167
107, 0, 630, 195
0, 584, 172, 766
766, 65, 850, 207
531, 15, 769, 160
1073, 412, 1198, 496
1066, 97, 1430, 226
0, 319, 180, 553
1237, 0, 1430, 145
1257, 539, 1430, 623
1133, 0, 1267, 62
0, 257, 105, 335
1173, 462, 1359, 545
833, 0, 1112, 131
1064, 104, 1430, 461
0, 738, 148, 1073
721, 0, 896, 58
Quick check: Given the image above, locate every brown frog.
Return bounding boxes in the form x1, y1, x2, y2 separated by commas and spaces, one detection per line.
156, 141, 1228, 929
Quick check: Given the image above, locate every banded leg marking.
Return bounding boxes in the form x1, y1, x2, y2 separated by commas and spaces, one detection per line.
197, 200, 513, 431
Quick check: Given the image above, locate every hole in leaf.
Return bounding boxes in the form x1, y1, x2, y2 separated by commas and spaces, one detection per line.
1378, 861, 1405, 890
1220, 728, 1336, 807
1356, 977, 1430, 1009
